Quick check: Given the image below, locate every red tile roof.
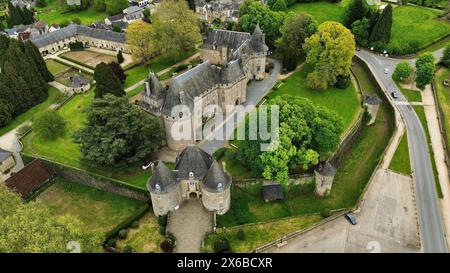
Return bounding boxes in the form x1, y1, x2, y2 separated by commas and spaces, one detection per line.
5, 159, 52, 199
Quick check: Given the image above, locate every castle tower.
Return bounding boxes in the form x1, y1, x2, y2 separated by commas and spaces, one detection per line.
201, 160, 231, 215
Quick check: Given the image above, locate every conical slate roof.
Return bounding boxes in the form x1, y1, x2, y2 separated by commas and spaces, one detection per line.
251, 22, 267, 53
147, 161, 179, 194
145, 72, 165, 99
202, 160, 231, 193
175, 145, 213, 180
219, 59, 244, 84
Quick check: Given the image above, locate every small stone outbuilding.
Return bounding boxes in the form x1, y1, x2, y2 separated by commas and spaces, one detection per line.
315, 162, 337, 197
70, 74, 90, 93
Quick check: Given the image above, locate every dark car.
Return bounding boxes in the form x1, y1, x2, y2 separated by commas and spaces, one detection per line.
345, 213, 357, 225
391, 91, 399, 99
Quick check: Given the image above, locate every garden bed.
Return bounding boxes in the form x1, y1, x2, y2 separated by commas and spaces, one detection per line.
59, 50, 117, 68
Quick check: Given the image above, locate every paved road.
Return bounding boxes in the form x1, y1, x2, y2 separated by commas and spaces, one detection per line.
199, 59, 282, 154
356, 49, 448, 253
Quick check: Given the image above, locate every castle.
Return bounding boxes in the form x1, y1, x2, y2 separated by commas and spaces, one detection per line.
139, 25, 268, 151
147, 145, 231, 217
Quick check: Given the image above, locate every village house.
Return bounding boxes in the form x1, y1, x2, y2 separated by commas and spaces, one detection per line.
0, 149, 16, 183
104, 5, 145, 28
148, 145, 231, 217
195, 0, 241, 22
139, 25, 268, 151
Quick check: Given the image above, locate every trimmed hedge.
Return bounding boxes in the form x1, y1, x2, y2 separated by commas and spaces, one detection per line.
104, 204, 150, 241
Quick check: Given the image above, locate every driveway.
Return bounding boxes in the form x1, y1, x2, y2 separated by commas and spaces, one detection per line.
166, 199, 214, 253
199, 59, 282, 154
265, 169, 420, 253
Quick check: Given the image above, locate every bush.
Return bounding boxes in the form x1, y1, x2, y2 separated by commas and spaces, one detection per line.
17, 124, 32, 137
33, 110, 66, 140
107, 238, 117, 248
213, 147, 228, 160
118, 229, 129, 239
213, 237, 231, 253
130, 221, 140, 229
175, 64, 189, 73
123, 245, 133, 253
321, 208, 332, 218
69, 41, 84, 51
160, 240, 174, 253
159, 226, 166, 236
117, 50, 124, 64
335, 74, 351, 89
71, 17, 81, 25
158, 215, 168, 227
236, 229, 245, 241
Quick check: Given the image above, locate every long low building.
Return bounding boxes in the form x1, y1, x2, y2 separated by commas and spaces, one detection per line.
30, 24, 128, 55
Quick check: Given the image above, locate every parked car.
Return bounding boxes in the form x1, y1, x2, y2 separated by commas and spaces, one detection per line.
345, 213, 358, 225
142, 162, 154, 171
384, 68, 389, 74
356, 47, 361, 51
391, 91, 399, 99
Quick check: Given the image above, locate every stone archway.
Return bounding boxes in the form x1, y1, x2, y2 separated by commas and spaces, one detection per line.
189, 192, 198, 199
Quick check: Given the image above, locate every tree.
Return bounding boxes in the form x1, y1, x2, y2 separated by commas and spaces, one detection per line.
151, 0, 202, 61
351, 18, 370, 47
271, 0, 287, 11
303, 22, 355, 90
108, 62, 127, 83
415, 52, 435, 90
126, 20, 155, 62
73, 95, 164, 166
0, 184, 102, 253
441, 44, 450, 66
238, 0, 286, 47
117, 50, 124, 64
392, 62, 413, 82
33, 110, 66, 140
276, 12, 317, 70
236, 96, 343, 183
369, 4, 393, 44
93, 62, 125, 98
344, 0, 369, 27
105, 0, 128, 15
24, 41, 54, 82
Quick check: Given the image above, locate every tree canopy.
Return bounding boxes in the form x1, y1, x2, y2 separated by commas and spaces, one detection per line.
392, 62, 413, 82
93, 62, 125, 98
303, 22, 356, 90
415, 52, 435, 90
33, 110, 66, 140
369, 4, 393, 44
73, 95, 164, 166
126, 20, 155, 62
344, 0, 369, 27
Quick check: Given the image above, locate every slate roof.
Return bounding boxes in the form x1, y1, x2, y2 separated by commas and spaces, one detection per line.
124, 5, 143, 14
219, 59, 245, 84
162, 61, 219, 116
5, 159, 52, 199
0, 148, 12, 162
70, 75, 89, 88
317, 162, 337, 176
203, 29, 251, 51
30, 24, 126, 48
147, 161, 179, 194
175, 145, 213, 180
203, 160, 231, 192
145, 72, 166, 99
107, 13, 126, 22
262, 183, 285, 202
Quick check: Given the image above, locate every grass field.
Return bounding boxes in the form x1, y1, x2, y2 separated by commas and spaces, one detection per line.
0, 87, 63, 136
436, 68, 450, 154
45, 59, 70, 75
288, 0, 350, 23
401, 88, 423, 102
35, 0, 107, 25
35, 177, 147, 235
203, 214, 322, 253
219, 61, 394, 227
60, 50, 117, 68
389, 133, 411, 175
267, 64, 361, 134
116, 213, 165, 253
390, 5, 450, 51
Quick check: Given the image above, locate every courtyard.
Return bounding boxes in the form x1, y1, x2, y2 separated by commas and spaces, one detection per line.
59, 50, 118, 69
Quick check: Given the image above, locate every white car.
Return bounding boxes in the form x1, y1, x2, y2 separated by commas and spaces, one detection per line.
384, 68, 389, 74
142, 162, 154, 171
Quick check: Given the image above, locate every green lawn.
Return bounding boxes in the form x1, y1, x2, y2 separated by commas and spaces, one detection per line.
35, 0, 107, 25
401, 88, 422, 102
390, 5, 450, 51
267, 64, 361, 134
288, 0, 350, 23
389, 133, 411, 175
116, 213, 165, 253
436, 68, 450, 154
413, 106, 444, 198
218, 61, 394, 227
46, 59, 70, 75
0, 87, 63, 136
203, 214, 322, 253
35, 177, 147, 236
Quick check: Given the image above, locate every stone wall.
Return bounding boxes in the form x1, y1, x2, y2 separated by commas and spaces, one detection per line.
201, 185, 231, 215
39, 158, 149, 202
150, 188, 182, 217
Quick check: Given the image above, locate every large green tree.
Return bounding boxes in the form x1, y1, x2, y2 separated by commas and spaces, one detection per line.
303, 21, 356, 90
238, 0, 286, 47
151, 0, 202, 61
369, 4, 393, 44
344, 0, 369, 27
105, 0, 128, 15
93, 62, 125, 98
0, 184, 102, 253
351, 18, 370, 47
415, 52, 435, 90
73, 95, 164, 166
441, 44, 450, 66
392, 62, 413, 82
276, 12, 318, 70
33, 110, 66, 140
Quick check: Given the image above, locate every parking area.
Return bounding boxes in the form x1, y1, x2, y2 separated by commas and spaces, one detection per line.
265, 169, 421, 253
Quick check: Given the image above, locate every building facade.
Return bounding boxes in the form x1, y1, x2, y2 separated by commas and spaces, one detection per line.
147, 145, 231, 217
139, 25, 268, 151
